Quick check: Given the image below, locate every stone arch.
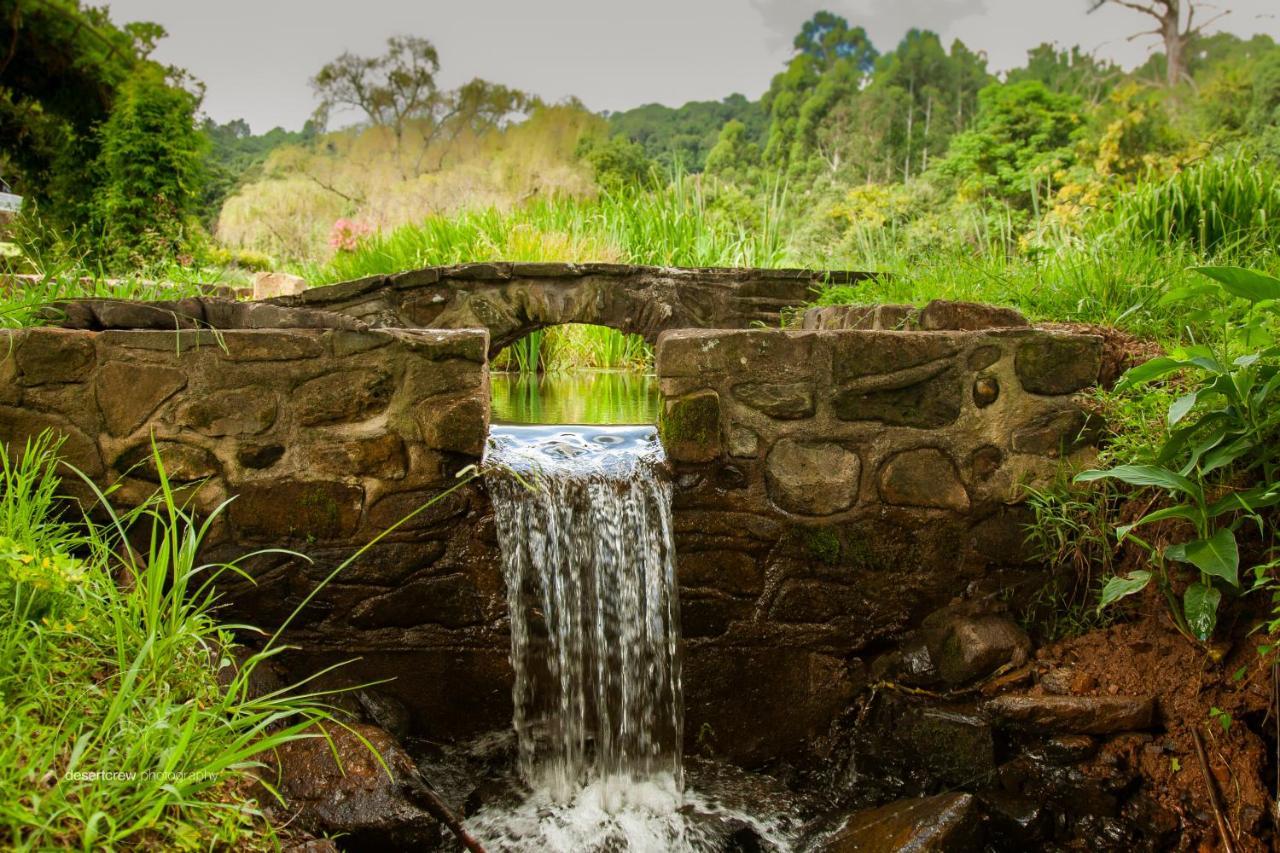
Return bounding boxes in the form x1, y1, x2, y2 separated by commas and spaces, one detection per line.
267, 263, 870, 356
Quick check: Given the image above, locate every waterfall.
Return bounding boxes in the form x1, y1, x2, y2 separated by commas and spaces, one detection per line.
486, 425, 684, 804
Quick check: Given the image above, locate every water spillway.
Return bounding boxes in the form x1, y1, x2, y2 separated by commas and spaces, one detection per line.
480, 425, 795, 851
487, 425, 684, 800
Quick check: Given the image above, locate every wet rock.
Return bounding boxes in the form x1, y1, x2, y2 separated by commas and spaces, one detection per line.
357, 689, 412, 739
815, 793, 982, 852
899, 708, 996, 787
878, 448, 969, 513
986, 695, 1156, 734
980, 791, 1048, 848
923, 608, 1031, 685
765, 439, 861, 516
267, 723, 440, 850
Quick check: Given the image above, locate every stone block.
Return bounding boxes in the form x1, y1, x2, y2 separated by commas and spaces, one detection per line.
179, 387, 277, 436
765, 439, 861, 516
832, 363, 962, 428
659, 391, 722, 463
310, 434, 407, 479
677, 550, 763, 596
1015, 334, 1102, 395
114, 440, 220, 483
986, 695, 1156, 734
878, 448, 969, 512
294, 368, 393, 427
1011, 405, 1102, 457
17, 329, 95, 385
0, 405, 103, 475
418, 395, 486, 456
830, 332, 958, 381
95, 361, 186, 436
220, 330, 325, 362
731, 381, 815, 419
230, 480, 364, 540
917, 299, 1028, 331
252, 271, 307, 300
350, 574, 486, 629
726, 424, 759, 459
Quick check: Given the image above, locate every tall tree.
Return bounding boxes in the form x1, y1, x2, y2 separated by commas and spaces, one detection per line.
1087, 0, 1229, 87
311, 35, 442, 143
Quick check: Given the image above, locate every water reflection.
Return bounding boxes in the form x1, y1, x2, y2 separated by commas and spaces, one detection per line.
491, 371, 659, 425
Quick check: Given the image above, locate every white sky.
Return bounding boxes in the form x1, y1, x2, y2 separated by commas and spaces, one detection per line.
104, 0, 1280, 133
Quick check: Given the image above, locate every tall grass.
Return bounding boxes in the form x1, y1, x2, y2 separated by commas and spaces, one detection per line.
306, 179, 791, 284
1110, 152, 1280, 252
492, 324, 653, 373
0, 433, 339, 848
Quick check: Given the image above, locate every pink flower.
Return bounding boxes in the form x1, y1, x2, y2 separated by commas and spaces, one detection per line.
328, 218, 374, 252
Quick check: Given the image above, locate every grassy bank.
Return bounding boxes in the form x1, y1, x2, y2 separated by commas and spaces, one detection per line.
0, 435, 329, 849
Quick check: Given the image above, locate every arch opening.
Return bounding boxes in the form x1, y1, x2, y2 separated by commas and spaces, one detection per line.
489, 323, 658, 425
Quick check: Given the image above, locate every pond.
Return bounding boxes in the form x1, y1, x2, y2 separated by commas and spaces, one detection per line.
490, 370, 659, 425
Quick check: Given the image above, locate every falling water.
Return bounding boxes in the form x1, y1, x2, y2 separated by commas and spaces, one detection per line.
487, 425, 683, 800
477, 424, 798, 851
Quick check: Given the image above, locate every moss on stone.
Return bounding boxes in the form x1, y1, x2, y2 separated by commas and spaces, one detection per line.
802, 526, 842, 565
658, 391, 721, 462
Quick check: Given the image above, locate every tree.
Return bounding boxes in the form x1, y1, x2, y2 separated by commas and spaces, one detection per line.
793, 11, 878, 73
574, 135, 654, 193
91, 66, 206, 262
940, 80, 1085, 209
1087, 0, 1229, 88
704, 120, 762, 185
311, 35, 441, 143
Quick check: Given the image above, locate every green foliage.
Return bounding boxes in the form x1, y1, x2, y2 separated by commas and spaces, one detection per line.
940, 80, 1085, 209
1078, 266, 1280, 641
607, 94, 766, 172
575, 134, 656, 193
1111, 153, 1280, 251
90, 67, 207, 266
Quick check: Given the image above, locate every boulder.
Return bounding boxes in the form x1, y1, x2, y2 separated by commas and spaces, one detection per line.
814, 793, 983, 852
923, 607, 1031, 685
253, 272, 308, 300
986, 695, 1156, 734
266, 723, 441, 850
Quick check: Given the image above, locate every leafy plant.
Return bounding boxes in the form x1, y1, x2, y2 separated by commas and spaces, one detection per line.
1078, 266, 1280, 641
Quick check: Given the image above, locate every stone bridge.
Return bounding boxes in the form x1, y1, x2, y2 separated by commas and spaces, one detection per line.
3, 267, 1106, 770
55, 263, 870, 356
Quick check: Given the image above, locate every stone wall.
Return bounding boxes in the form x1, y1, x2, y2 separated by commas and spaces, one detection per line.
0, 326, 516, 735
0, 296, 1108, 771
654, 324, 1103, 765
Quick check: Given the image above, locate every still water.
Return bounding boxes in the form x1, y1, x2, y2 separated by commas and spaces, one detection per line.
491, 370, 660, 425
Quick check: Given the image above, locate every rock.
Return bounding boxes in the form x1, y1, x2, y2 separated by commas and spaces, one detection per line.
986, 695, 1156, 734
351, 574, 486, 629
230, 480, 364, 540
418, 395, 486, 456
765, 439, 861, 516
972, 375, 999, 408
917, 299, 1028, 331
16, 329, 95, 385
114, 440, 220, 483
878, 448, 969, 513
814, 793, 983, 852
252, 271, 308, 300
832, 364, 962, 428
310, 434, 406, 478
95, 362, 186, 436
923, 607, 1031, 685
659, 391, 722, 463
357, 689, 413, 739
898, 708, 996, 786
267, 723, 440, 850
179, 387, 277, 436
1015, 335, 1102, 395
677, 550, 762, 596
731, 381, 815, 419
727, 424, 759, 458
1011, 405, 1102, 457
294, 368, 393, 427
967, 344, 1003, 371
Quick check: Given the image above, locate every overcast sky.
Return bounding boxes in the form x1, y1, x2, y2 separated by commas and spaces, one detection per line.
106, 0, 1280, 134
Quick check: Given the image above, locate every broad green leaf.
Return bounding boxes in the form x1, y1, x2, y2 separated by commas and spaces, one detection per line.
1165, 542, 1188, 563
1120, 504, 1199, 538
1184, 529, 1239, 585
1201, 437, 1255, 475
1193, 266, 1280, 304
1116, 356, 1194, 390
1183, 582, 1222, 641
1074, 464, 1198, 498
1168, 392, 1198, 426
1099, 571, 1152, 610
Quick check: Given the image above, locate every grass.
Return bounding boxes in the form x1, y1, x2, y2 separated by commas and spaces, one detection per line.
492, 324, 653, 373
0, 433, 340, 849
305, 177, 790, 284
